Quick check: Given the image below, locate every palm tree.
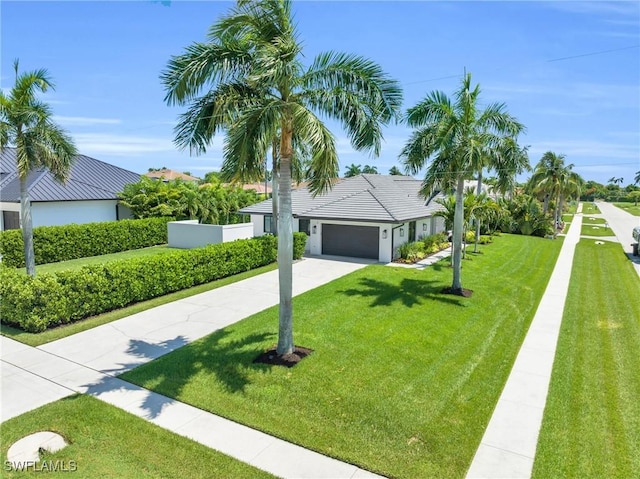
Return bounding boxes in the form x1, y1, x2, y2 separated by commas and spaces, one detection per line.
0, 60, 76, 276
635, 171, 640, 185
472, 137, 529, 246
528, 152, 566, 214
362, 165, 378, 174
344, 163, 362, 178
388, 165, 403, 175
162, 0, 401, 355
400, 73, 523, 295
529, 152, 581, 224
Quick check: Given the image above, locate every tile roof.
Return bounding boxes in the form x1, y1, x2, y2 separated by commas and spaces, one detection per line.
239, 174, 445, 223
222, 182, 272, 194
145, 169, 200, 182
0, 147, 140, 202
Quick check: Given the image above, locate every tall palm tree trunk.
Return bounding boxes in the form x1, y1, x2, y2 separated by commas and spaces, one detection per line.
271, 142, 278, 235
20, 176, 36, 276
452, 176, 465, 292
474, 170, 482, 253
276, 124, 294, 355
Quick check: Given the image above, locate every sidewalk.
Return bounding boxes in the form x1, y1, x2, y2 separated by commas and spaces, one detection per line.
466, 208, 584, 478
1, 256, 381, 479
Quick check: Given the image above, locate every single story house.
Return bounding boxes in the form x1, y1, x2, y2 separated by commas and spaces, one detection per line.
239, 174, 446, 263
0, 147, 140, 231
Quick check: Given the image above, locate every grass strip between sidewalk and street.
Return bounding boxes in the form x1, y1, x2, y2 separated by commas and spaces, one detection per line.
0, 395, 273, 478
581, 224, 615, 237
122, 234, 562, 479
532, 239, 640, 478
1, 263, 278, 347
582, 203, 601, 215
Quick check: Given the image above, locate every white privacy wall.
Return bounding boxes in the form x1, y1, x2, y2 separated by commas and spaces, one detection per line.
31, 200, 118, 227
168, 220, 254, 249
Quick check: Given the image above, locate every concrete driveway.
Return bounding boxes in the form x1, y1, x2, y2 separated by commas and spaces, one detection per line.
596, 201, 640, 276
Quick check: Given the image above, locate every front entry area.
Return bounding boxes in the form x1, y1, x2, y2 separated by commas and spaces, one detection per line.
321, 224, 379, 260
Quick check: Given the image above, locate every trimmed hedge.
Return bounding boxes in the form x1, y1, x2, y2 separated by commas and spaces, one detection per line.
0, 217, 173, 268
0, 233, 307, 333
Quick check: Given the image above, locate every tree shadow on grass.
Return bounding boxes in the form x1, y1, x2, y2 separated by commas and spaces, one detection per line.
82, 331, 274, 419
339, 277, 464, 308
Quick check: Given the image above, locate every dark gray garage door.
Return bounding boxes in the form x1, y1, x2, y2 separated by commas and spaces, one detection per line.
321, 224, 379, 259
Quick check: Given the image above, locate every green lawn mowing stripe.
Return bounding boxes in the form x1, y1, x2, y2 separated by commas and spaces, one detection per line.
532, 240, 640, 478
121, 234, 562, 479
0, 395, 273, 478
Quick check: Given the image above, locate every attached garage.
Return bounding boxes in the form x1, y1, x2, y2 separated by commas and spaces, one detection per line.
321, 224, 379, 259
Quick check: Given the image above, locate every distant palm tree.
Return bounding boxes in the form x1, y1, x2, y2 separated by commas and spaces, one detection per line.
344, 163, 362, 178
635, 171, 640, 185
529, 152, 582, 225
400, 73, 523, 295
362, 165, 378, 174
0, 60, 77, 276
388, 165, 403, 175
162, 0, 401, 355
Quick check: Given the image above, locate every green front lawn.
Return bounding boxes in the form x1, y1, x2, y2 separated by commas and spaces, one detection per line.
18, 245, 175, 275
582, 203, 601, 214
613, 202, 640, 216
1, 395, 272, 478
1, 263, 278, 347
581, 224, 615, 237
122, 234, 562, 478
532, 240, 640, 478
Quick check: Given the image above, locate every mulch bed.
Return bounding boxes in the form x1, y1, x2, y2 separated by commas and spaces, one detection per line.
441, 287, 474, 297
253, 346, 313, 368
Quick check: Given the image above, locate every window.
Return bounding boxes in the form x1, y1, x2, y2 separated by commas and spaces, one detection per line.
298, 219, 311, 236
263, 215, 272, 234
409, 221, 416, 242
2, 211, 20, 230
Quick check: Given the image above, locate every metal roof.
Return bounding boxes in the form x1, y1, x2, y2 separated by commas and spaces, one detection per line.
239, 174, 445, 223
0, 147, 140, 202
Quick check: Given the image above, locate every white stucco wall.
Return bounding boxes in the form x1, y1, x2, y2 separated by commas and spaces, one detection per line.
168, 220, 253, 249
30, 200, 119, 228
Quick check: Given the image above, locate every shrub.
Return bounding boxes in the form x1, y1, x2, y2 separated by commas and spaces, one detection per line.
420, 232, 450, 254
397, 241, 425, 262
1, 233, 307, 333
0, 217, 173, 268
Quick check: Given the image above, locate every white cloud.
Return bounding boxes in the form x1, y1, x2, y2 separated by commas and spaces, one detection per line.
53, 116, 122, 126
529, 139, 639, 160
74, 133, 175, 156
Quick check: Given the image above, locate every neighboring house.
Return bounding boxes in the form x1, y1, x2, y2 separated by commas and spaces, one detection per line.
463, 180, 498, 199
239, 174, 446, 262
145, 169, 200, 182
0, 147, 140, 231
222, 182, 272, 195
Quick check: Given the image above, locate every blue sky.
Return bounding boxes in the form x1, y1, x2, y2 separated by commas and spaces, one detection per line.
2, 1, 639, 185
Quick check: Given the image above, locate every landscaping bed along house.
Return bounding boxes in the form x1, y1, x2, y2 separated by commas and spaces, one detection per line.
0, 218, 306, 332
